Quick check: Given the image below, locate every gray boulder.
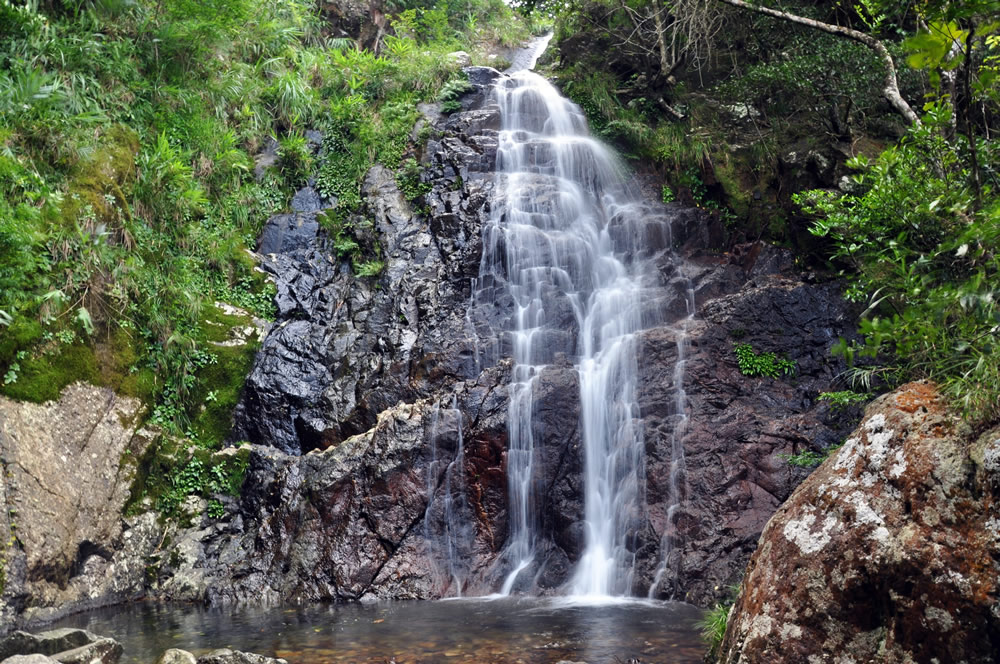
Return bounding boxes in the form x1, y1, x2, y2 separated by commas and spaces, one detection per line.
155, 651, 196, 664
196, 649, 287, 664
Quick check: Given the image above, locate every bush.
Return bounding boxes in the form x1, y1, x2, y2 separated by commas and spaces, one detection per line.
799, 101, 1000, 425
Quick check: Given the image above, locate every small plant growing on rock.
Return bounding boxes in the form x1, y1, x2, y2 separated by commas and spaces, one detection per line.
698, 602, 731, 656
438, 76, 473, 114
396, 158, 432, 202
733, 343, 797, 378
818, 390, 870, 411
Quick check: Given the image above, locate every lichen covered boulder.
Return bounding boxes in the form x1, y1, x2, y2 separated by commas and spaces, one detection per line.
719, 381, 1000, 663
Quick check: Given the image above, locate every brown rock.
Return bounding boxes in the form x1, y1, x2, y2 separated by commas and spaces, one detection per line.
719, 382, 1000, 663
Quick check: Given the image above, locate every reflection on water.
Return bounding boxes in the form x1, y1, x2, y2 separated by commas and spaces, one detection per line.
50, 598, 705, 663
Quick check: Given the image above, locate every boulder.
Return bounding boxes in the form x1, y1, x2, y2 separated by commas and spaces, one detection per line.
196, 649, 287, 664
0, 630, 121, 664
2, 656, 60, 664
719, 382, 1000, 663
51, 639, 121, 664
155, 650, 197, 664
0, 385, 160, 625
0, 631, 95, 660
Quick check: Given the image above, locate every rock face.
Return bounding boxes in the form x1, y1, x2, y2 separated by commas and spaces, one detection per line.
639, 251, 856, 604
0, 64, 858, 622
213, 67, 856, 603
719, 382, 1000, 663
151, 372, 509, 602
0, 385, 160, 625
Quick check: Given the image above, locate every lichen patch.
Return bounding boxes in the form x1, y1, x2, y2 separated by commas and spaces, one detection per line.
783, 509, 838, 554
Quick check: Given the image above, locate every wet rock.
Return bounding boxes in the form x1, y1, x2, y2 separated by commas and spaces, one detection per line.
0, 630, 121, 664
155, 650, 197, 664
196, 650, 287, 664
233, 92, 499, 456
256, 212, 320, 255
719, 382, 1000, 663
50, 639, 121, 664
637, 248, 855, 604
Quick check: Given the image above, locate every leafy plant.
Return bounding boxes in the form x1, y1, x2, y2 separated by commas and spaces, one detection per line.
799, 100, 1000, 425
779, 445, 842, 468
437, 75, 473, 113
818, 390, 870, 411
396, 157, 431, 202
733, 343, 797, 378
698, 603, 731, 655
277, 131, 314, 185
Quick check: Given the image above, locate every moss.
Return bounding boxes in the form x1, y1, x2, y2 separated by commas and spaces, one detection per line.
0, 318, 43, 367
188, 342, 258, 446
186, 304, 261, 446
125, 436, 251, 518
59, 125, 140, 229
95, 326, 157, 406
0, 342, 100, 403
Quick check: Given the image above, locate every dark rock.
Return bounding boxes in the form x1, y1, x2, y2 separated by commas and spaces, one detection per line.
719, 382, 1000, 663
289, 187, 323, 213
463, 66, 503, 89
255, 212, 319, 255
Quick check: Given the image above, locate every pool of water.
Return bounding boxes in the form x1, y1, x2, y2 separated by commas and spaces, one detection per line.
50, 598, 705, 663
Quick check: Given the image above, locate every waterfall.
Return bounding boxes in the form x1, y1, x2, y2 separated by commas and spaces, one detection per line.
470, 40, 691, 598
648, 287, 694, 599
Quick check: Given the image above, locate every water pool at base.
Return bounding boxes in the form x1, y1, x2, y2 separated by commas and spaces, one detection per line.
50, 598, 705, 663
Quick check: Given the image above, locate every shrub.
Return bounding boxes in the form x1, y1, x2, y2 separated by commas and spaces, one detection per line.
733, 343, 797, 379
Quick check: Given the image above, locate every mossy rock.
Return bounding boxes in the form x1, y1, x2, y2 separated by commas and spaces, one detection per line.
125, 436, 251, 518
187, 303, 264, 446
95, 325, 157, 406
59, 125, 139, 230
0, 341, 100, 403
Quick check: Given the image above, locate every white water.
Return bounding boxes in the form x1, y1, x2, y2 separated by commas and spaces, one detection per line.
476, 46, 681, 598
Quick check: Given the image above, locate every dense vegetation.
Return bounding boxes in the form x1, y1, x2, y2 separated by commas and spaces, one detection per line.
545, 0, 999, 426
0, 0, 539, 515
0, 0, 535, 443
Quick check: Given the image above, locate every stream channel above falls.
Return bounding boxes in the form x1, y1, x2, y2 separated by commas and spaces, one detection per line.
50, 599, 705, 663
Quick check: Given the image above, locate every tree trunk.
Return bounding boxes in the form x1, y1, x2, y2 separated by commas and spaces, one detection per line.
651, 0, 673, 76
713, 0, 920, 125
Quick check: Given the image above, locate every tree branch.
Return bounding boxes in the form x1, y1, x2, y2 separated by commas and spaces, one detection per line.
712, 0, 920, 125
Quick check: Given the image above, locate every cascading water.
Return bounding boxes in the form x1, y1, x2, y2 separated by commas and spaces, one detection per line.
424, 397, 475, 597
474, 38, 691, 598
